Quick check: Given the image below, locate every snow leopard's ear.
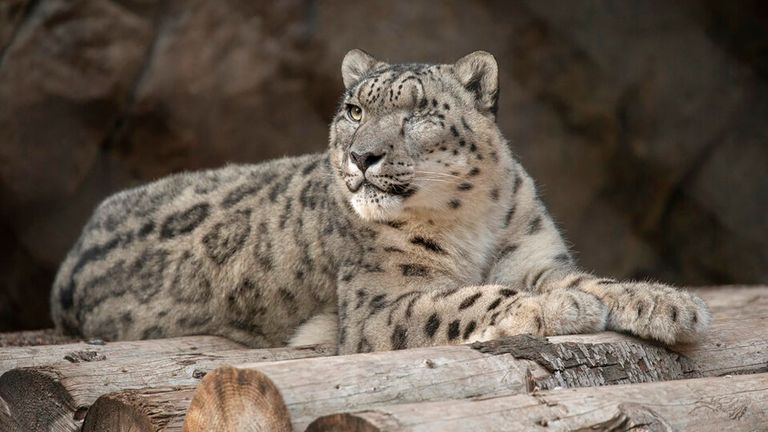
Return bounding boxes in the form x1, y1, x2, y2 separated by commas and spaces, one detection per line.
453, 51, 499, 117
342, 49, 381, 89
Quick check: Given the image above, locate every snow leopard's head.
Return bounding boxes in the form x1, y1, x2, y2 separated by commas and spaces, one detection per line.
329, 49, 511, 222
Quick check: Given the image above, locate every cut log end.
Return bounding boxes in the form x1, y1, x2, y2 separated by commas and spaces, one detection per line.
306, 413, 389, 432
0, 367, 78, 431
81, 392, 157, 432
183, 366, 292, 432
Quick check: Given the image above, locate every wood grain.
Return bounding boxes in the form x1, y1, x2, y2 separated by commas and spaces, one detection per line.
0, 335, 244, 375
306, 372, 768, 431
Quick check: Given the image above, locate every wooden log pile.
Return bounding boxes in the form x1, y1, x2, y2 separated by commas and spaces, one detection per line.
0, 285, 766, 431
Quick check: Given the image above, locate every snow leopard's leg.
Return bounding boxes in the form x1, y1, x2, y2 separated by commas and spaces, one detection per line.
336, 262, 608, 354
488, 188, 711, 345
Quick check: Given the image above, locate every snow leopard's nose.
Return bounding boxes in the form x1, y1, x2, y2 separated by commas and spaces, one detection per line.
350, 151, 385, 173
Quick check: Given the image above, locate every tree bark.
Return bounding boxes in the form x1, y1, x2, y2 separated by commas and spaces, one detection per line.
306, 372, 768, 431
181, 286, 768, 431
0, 342, 332, 432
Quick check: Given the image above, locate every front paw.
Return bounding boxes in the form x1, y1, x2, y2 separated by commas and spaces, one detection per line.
608, 283, 711, 344
475, 290, 608, 342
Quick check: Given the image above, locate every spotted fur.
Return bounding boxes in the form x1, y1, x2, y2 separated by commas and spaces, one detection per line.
50, 50, 710, 352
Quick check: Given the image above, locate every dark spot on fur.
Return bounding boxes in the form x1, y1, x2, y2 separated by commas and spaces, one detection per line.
463, 321, 477, 340
302, 159, 321, 175
528, 215, 542, 235
425, 313, 441, 338
370, 294, 387, 313
447, 319, 461, 340
221, 175, 276, 208
130, 248, 169, 303
69, 236, 122, 283
487, 298, 502, 311
391, 325, 408, 350
279, 288, 298, 313
385, 220, 407, 229
448, 199, 461, 209
400, 264, 430, 277
457, 182, 473, 191
554, 253, 571, 263
355, 289, 368, 309
459, 292, 482, 310
254, 222, 273, 270
513, 174, 523, 194
268, 173, 295, 202
410, 236, 445, 254
499, 244, 518, 259
461, 116, 473, 132
503, 205, 516, 228
450, 125, 459, 137
670, 306, 679, 322
138, 221, 155, 238
499, 288, 517, 298
490, 188, 499, 200
160, 203, 210, 239
384, 246, 405, 253
202, 209, 251, 265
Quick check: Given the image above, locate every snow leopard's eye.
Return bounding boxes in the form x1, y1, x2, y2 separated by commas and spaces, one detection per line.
346, 104, 363, 122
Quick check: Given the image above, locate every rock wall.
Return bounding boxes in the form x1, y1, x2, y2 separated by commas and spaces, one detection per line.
1, 0, 766, 330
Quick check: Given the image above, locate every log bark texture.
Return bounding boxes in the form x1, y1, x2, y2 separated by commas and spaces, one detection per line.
182, 286, 768, 431
306, 372, 768, 431
0, 343, 331, 432
0, 335, 244, 374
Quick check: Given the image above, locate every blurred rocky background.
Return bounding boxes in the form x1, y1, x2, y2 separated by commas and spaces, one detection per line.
1, 0, 766, 330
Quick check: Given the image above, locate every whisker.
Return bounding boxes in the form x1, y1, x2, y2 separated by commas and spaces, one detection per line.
416, 178, 455, 185
414, 170, 464, 180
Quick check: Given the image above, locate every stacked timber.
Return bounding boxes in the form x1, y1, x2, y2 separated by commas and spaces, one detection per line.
0, 285, 766, 432
0, 337, 332, 431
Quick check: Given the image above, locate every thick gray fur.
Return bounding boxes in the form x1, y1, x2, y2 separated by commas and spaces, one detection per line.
51, 50, 710, 353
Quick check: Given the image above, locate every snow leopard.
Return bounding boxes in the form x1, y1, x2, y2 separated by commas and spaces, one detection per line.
50, 49, 711, 354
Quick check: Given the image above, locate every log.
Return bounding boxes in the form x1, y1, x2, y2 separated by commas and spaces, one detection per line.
0, 343, 332, 432
0, 334, 244, 374
182, 286, 768, 431
0, 329, 79, 347
306, 372, 768, 431
184, 367, 292, 432
82, 386, 196, 432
